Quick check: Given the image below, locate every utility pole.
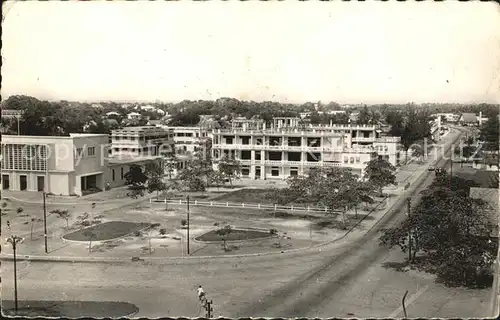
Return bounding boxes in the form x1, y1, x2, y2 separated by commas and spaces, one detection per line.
407, 198, 412, 263
206, 300, 213, 318
449, 158, 453, 190
187, 195, 190, 255
43, 191, 48, 254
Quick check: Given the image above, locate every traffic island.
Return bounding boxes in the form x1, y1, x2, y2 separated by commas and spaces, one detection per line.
195, 228, 273, 242
1, 300, 139, 318
62, 221, 151, 242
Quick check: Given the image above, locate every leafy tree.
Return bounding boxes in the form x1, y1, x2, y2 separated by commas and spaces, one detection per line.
357, 106, 372, 124
176, 163, 206, 192
51, 209, 71, 228
364, 158, 397, 195
124, 164, 148, 198
209, 170, 226, 191
145, 162, 166, 198
479, 116, 499, 151
380, 177, 496, 287
217, 156, 241, 187
215, 225, 233, 251
344, 180, 376, 218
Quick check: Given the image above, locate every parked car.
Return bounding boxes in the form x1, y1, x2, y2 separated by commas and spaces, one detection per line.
428, 165, 435, 171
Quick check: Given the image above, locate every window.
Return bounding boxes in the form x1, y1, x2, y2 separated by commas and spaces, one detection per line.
242, 168, 250, 176
356, 157, 360, 163
241, 136, 250, 145
112, 169, 115, 181
225, 137, 233, 145
255, 152, 261, 160
350, 157, 354, 164
344, 157, 348, 163
241, 150, 251, 160
75, 148, 83, 157
271, 168, 279, 176
121, 167, 124, 179
290, 170, 298, 176
88, 147, 96, 156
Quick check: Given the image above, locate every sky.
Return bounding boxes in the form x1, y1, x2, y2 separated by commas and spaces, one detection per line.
2, 1, 500, 104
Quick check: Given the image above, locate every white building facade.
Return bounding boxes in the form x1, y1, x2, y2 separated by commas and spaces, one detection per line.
110, 126, 174, 158
211, 117, 401, 180
1, 133, 110, 195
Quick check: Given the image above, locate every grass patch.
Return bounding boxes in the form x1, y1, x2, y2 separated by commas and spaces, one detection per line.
63, 221, 151, 241
2, 300, 138, 318
195, 229, 273, 242
210, 189, 274, 204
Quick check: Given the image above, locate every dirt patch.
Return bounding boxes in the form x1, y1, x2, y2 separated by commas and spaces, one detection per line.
195, 228, 273, 242
63, 221, 151, 241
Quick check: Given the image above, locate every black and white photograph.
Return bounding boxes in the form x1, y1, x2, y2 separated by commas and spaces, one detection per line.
1, 1, 499, 318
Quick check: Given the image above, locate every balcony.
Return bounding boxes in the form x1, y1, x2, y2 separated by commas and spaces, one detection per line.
212, 144, 342, 152
352, 137, 375, 142
375, 136, 401, 143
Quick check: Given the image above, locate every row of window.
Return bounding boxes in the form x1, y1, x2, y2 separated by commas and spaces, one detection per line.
113, 135, 172, 141
75, 147, 96, 157
111, 167, 125, 181
344, 156, 361, 164
1, 144, 48, 171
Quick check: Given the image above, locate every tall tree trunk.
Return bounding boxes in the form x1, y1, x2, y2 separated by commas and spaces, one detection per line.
66, 219, 69, 229
30, 223, 34, 240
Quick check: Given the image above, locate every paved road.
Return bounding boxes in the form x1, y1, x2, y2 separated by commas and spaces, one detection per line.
3, 127, 489, 318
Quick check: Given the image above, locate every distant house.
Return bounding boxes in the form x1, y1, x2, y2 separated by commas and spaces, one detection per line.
106, 111, 121, 117
140, 105, 156, 112
156, 109, 166, 115
469, 187, 499, 239
127, 112, 142, 120
91, 103, 103, 109
147, 120, 162, 126
459, 113, 478, 126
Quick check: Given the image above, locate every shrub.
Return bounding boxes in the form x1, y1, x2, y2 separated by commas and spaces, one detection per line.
213, 222, 220, 226
159, 228, 167, 235
81, 221, 91, 227
133, 231, 142, 237
181, 219, 187, 226
269, 228, 278, 235
151, 223, 161, 228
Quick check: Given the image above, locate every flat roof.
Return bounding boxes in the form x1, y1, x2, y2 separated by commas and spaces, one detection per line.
108, 156, 162, 165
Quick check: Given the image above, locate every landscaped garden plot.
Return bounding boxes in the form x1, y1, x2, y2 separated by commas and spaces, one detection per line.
63, 221, 151, 241
195, 228, 273, 242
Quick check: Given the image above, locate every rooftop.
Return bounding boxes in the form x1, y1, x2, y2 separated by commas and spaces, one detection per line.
461, 113, 478, 123
108, 155, 162, 165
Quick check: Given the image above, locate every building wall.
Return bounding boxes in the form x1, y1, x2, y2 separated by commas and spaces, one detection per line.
1, 134, 109, 196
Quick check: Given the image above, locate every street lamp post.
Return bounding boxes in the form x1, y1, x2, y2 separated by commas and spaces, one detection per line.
187, 195, 190, 255
43, 191, 48, 253
6, 235, 24, 312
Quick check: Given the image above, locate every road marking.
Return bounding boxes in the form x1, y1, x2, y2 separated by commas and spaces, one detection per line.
388, 285, 429, 318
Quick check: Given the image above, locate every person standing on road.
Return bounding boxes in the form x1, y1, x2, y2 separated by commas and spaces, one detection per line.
6, 221, 10, 230
197, 285, 205, 301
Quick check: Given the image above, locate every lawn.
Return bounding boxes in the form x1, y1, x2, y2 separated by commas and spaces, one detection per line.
211, 189, 274, 204
2, 300, 138, 318
62, 221, 151, 241
195, 228, 273, 242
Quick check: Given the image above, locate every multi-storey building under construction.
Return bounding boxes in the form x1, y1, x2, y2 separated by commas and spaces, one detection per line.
211, 117, 401, 180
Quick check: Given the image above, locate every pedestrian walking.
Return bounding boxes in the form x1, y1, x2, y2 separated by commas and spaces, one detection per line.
6, 221, 10, 230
